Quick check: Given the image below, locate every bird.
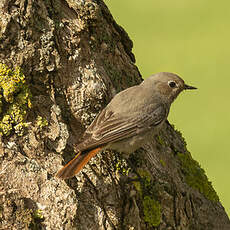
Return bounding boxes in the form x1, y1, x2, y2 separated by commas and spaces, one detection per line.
56, 72, 197, 179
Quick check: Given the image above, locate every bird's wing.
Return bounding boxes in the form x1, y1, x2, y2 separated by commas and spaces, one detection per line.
77, 103, 168, 151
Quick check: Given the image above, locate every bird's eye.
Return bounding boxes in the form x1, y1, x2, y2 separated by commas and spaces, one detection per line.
168, 81, 177, 88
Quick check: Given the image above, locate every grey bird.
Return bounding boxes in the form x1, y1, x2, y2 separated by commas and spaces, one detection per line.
56, 72, 197, 179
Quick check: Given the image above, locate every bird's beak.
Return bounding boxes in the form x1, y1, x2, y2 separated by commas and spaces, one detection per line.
184, 84, 197, 90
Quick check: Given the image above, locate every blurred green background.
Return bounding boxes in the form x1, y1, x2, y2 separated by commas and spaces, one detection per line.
104, 0, 230, 216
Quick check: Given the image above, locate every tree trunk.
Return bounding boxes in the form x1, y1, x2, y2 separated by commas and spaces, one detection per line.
0, 0, 229, 229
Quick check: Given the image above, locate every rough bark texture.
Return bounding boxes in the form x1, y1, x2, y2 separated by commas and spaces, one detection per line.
0, 0, 229, 230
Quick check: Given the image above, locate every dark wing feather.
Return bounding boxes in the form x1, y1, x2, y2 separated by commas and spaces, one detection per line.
77, 103, 168, 151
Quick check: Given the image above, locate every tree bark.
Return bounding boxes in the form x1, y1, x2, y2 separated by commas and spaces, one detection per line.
0, 0, 229, 229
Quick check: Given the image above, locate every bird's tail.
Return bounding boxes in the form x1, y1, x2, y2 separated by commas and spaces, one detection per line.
56, 147, 102, 179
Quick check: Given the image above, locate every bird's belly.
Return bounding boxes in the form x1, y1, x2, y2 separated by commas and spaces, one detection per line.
107, 130, 154, 154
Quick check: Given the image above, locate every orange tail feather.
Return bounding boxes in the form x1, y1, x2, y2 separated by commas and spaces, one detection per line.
56, 147, 102, 179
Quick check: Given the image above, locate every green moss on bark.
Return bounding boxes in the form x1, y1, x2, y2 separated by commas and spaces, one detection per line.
156, 134, 165, 146
143, 196, 161, 227
132, 169, 161, 227
178, 152, 219, 202
15, 208, 44, 230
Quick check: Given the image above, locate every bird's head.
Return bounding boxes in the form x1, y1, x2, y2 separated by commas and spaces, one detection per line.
143, 72, 197, 103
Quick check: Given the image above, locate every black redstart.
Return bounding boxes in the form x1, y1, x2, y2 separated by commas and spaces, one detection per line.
56, 72, 196, 179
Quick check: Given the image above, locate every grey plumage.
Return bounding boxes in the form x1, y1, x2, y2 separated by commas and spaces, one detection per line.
56, 72, 196, 179
77, 72, 195, 153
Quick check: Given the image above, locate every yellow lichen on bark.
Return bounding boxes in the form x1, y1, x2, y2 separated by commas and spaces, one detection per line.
0, 63, 32, 136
